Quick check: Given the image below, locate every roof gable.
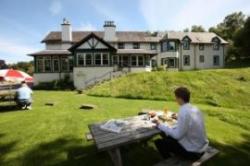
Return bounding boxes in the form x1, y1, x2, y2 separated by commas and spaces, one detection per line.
68, 33, 116, 52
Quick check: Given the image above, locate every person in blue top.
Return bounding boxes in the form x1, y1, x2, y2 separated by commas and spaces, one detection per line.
16, 81, 33, 110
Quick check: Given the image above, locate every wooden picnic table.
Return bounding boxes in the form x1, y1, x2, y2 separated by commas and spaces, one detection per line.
89, 114, 173, 166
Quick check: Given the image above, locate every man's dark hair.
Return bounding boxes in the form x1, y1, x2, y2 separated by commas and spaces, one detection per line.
21, 81, 26, 84
174, 87, 190, 103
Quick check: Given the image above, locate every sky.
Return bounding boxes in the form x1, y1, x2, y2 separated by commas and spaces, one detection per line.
0, 0, 249, 64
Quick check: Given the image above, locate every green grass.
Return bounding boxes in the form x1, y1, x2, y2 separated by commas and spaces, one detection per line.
0, 91, 250, 166
87, 68, 250, 109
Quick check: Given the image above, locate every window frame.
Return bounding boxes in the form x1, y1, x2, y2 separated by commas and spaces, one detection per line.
133, 43, 140, 49
131, 56, 137, 66
44, 56, 52, 72
182, 37, 190, 50
150, 43, 157, 50
183, 55, 190, 66
102, 53, 109, 65
118, 43, 125, 49
213, 55, 220, 66
212, 38, 220, 50
199, 55, 205, 63
52, 56, 60, 72
167, 41, 176, 51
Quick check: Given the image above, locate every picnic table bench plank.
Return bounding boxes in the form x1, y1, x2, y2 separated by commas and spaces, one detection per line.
153, 146, 219, 166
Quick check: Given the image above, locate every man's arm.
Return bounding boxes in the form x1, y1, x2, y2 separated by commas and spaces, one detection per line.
157, 109, 190, 140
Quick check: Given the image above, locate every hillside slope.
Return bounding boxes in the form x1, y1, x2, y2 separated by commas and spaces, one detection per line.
87, 68, 250, 109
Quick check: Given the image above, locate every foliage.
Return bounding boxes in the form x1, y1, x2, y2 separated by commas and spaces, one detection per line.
233, 16, 250, 59
0, 91, 249, 166
34, 74, 74, 90
209, 12, 247, 61
209, 12, 246, 41
191, 25, 206, 32
87, 68, 250, 109
8, 61, 34, 75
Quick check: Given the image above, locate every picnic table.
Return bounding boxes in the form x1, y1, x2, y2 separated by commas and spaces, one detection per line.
89, 114, 172, 166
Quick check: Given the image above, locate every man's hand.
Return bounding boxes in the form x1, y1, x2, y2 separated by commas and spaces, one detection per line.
152, 117, 160, 126
148, 111, 157, 118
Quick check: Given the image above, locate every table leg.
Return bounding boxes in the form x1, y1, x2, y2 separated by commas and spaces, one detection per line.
108, 148, 123, 166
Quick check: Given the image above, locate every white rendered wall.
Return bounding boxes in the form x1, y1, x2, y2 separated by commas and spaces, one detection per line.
62, 24, 72, 42
33, 73, 73, 85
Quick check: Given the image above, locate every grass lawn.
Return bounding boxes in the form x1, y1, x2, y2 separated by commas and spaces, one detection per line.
0, 91, 249, 166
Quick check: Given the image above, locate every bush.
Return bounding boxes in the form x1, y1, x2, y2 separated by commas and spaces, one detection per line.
34, 74, 74, 90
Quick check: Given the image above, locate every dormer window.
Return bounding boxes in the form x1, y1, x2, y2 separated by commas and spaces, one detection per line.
133, 43, 140, 49
150, 43, 157, 50
182, 37, 190, 50
212, 37, 220, 50
118, 43, 124, 49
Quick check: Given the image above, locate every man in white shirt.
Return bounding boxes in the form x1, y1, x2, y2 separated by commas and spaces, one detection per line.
16, 81, 33, 110
153, 87, 208, 160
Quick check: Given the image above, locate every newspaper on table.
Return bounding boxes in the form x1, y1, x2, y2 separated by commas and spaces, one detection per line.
100, 119, 129, 133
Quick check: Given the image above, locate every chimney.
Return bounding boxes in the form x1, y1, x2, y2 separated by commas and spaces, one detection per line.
103, 21, 116, 41
61, 18, 72, 42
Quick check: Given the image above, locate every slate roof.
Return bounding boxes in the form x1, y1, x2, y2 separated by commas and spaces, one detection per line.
42, 31, 161, 43
163, 31, 228, 44
28, 50, 71, 56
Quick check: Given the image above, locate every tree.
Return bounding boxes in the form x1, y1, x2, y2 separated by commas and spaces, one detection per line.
191, 25, 205, 32
8, 61, 34, 75
209, 12, 246, 41
183, 28, 189, 32
234, 16, 250, 59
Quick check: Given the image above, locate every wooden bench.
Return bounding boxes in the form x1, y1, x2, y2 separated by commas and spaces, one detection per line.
154, 146, 219, 166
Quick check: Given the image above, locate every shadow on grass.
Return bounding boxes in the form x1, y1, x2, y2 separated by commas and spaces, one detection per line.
0, 133, 19, 165
0, 105, 21, 113
207, 133, 250, 166
18, 136, 162, 166
18, 137, 112, 166
2, 133, 250, 166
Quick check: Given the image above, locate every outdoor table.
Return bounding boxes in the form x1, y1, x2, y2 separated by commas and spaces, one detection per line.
89, 113, 176, 166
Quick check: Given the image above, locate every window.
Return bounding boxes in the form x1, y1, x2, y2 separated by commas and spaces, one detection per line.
85, 53, 92, 65
138, 56, 144, 66
167, 41, 176, 51
183, 55, 190, 66
95, 53, 101, 65
150, 43, 157, 50
118, 43, 125, 49
52, 57, 60, 72
131, 56, 137, 66
122, 56, 129, 67
199, 55, 205, 63
213, 55, 220, 66
212, 38, 220, 50
199, 44, 204, 50
44, 56, 51, 72
162, 41, 168, 52
113, 55, 119, 65
183, 37, 190, 50
78, 53, 84, 66
145, 55, 151, 66
69, 57, 73, 71
102, 53, 109, 65
133, 43, 140, 49
37, 57, 44, 72
61, 57, 69, 72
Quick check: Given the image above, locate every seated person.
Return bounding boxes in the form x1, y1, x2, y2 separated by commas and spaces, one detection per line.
16, 81, 33, 110
152, 87, 208, 160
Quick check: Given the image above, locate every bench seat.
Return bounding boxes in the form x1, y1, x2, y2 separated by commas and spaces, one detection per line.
154, 146, 219, 166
